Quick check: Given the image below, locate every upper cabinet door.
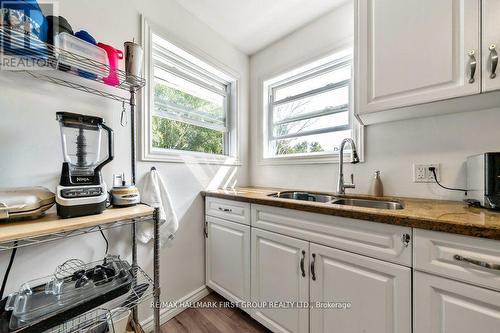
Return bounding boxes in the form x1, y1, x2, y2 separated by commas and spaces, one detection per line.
356, 0, 481, 115
482, 0, 500, 92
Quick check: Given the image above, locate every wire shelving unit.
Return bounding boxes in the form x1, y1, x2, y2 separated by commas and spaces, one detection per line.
0, 26, 160, 332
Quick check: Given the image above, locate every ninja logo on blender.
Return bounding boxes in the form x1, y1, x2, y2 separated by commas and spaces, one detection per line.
0, 1, 57, 70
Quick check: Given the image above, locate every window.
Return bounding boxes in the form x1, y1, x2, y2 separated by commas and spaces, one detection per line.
142, 21, 239, 163
263, 51, 362, 162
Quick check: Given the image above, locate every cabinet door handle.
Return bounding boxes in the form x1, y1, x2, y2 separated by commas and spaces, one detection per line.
218, 207, 232, 213
453, 255, 500, 271
300, 250, 306, 277
468, 50, 477, 84
311, 253, 316, 281
489, 44, 498, 79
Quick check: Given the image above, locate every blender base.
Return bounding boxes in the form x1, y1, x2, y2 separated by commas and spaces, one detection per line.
56, 201, 107, 219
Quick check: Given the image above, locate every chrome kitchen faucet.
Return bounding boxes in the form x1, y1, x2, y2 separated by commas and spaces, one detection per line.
337, 138, 360, 195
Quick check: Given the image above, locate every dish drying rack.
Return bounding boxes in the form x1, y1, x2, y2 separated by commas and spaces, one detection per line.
0, 27, 160, 332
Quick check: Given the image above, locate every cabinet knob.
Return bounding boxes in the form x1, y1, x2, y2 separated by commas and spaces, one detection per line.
401, 233, 411, 247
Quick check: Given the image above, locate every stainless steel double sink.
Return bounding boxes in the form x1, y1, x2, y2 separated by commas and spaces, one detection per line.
268, 191, 404, 210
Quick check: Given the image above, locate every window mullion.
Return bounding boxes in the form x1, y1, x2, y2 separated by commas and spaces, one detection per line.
271, 57, 351, 92
154, 107, 227, 132
272, 79, 350, 107
273, 125, 350, 140
154, 60, 227, 96
154, 43, 228, 88
273, 105, 349, 126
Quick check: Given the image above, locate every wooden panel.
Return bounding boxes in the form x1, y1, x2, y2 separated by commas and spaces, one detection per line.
251, 204, 412, 266
414, 229, 500, 292
251, 228, 309, 333
206, 216, 251, 304
414, 271, 500, 333
310, 242, 411, 333
0, 205, 154, 242
206, 197, 250, 225
356, 0, 480, 115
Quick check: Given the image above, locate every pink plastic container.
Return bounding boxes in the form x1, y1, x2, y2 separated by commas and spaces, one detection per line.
97, 42, 123, 86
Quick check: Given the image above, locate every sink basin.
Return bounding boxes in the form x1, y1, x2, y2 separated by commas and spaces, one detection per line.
330, 198, 404, 210
268, 191, 404, 210
269, 191, 336, 203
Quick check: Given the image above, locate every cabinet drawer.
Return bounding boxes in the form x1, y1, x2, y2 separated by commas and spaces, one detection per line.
414, 229, 500, 291
205, 197, 250, 225
251, 204, 412, 266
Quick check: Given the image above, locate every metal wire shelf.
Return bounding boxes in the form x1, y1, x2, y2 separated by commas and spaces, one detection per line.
0, 26, 145, 103
15, 265, 154, 333
0, 215, 153, 252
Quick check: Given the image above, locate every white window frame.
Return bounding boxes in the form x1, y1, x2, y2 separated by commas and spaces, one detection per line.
141, 18, 241, 165
260, 48, 364, 165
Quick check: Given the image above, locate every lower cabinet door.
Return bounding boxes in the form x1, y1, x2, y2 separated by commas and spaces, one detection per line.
310, 243, 411, 333
206, 216, 250, 303
251, 228, 309, 333
414, 271, 500, 333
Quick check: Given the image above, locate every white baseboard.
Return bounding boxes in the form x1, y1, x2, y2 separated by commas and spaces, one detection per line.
140, 285, 211, 332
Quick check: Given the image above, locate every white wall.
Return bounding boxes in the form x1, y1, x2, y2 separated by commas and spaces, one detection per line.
249, 1, 500, 201
0, 0, 249, 325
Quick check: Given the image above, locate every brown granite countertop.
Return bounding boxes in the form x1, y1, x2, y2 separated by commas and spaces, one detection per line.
201, 187, 500, 241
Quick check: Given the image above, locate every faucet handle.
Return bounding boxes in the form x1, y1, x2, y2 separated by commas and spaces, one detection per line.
344, 174, 356, 189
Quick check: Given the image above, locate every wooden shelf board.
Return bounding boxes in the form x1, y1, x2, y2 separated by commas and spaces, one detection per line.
0, 204, 154, 243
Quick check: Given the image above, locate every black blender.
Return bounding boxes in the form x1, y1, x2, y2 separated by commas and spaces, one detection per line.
55, 112, 114, 218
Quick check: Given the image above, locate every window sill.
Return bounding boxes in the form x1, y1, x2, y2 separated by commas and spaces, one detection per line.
258, 152, 364, 166
142, 149, 242, 166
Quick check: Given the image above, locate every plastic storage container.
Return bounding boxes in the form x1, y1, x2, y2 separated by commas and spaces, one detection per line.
5, 256, 133, 332
55, 32, 109, 79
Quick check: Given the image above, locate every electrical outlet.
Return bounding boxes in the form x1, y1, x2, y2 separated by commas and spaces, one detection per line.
413, 164, 440, 183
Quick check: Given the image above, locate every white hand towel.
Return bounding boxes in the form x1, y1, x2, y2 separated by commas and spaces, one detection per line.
138, 168, 179, 246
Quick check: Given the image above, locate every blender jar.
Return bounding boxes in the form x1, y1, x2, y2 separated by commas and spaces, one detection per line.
57, 113, 103, 176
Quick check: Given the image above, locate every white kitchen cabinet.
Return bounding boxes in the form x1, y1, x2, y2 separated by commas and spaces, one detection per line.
356, 0, 481, 119
309, 243, 411, 333
414, 271, 500, 333
482, 0, 500, 92
251, 228, 309, 333
205, 216, 250, 304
